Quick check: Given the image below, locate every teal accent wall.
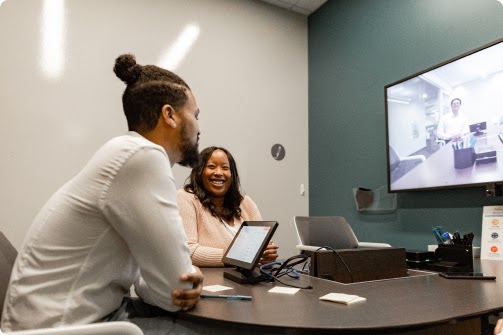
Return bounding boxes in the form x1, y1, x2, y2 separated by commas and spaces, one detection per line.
308, 0, 503, 249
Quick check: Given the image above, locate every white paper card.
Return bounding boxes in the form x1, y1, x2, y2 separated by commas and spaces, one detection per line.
268, 287, 300, 295
319, 293, 366, 305
481, 205, 503, 260
202, 285, 233, 292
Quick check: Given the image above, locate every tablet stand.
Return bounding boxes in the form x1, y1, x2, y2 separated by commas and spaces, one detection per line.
223, 267, 268, 284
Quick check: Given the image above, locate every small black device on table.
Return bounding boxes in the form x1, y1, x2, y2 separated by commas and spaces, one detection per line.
439, 272, 496, 280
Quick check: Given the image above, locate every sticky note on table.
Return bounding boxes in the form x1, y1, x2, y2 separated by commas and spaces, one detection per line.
202, 285, 233, 292
319, 293, 366, 305
268, 286, 300, 295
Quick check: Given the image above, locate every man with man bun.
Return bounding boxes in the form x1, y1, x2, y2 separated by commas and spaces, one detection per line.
2, 54, 204, 334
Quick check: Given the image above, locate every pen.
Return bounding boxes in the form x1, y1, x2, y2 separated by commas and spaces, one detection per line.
453, 231, 461, 245
200, 293, 252, 300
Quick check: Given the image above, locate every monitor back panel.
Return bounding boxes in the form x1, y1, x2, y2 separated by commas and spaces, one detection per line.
295, 216, 359, 249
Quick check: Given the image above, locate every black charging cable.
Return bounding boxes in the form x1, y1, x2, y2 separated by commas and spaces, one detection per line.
259, 254, 313, 289
316, 246, 354, 283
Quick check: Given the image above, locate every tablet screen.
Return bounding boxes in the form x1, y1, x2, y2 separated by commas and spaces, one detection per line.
222, 221, 278, 270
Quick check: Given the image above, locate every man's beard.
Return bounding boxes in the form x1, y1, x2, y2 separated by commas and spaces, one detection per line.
178, 123, 200, 168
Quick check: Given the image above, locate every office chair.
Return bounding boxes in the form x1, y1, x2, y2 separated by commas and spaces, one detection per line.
0, 232, 144, 335
389, 146, 426, 184
294, 216, 391, 253
6, 322, 144, 335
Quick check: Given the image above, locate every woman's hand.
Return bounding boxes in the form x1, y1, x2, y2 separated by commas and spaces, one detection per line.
494, 318, 503, 335
171, 266, 204, 311
259, 241, 279, 266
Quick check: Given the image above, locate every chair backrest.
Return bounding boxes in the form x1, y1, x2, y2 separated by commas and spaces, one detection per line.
388, 146, 401, 171
5, 321, 144, 335
0, 231, 18, 319
294, 216, 359, 249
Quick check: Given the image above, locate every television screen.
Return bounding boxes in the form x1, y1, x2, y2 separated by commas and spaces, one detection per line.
385, 37, 503, 192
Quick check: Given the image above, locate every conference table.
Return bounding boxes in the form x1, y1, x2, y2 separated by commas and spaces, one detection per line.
177, 260, 503, 335
391, 129, 503, 191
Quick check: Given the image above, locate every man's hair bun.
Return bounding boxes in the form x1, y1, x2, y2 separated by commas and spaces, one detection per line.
113, 53, 142, 85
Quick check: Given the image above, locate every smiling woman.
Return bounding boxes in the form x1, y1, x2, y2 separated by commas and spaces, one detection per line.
202, 149, 232, 201
177, 146, 279, 267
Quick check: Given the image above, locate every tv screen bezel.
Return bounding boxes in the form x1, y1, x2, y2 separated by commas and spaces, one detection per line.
384, 37, 503, 193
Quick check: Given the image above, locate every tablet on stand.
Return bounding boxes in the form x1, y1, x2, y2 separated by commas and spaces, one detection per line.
222, 221, 279, 284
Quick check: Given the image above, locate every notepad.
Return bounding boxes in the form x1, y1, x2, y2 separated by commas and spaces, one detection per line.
202, 285, 233, 292
319, 293, 366, 305
268, 286, 300, 295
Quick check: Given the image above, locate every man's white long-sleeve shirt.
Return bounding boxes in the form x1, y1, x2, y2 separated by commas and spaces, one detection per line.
2, 132, 193, 331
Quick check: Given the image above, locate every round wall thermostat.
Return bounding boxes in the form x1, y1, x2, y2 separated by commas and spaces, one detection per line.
271, 144, 285, 161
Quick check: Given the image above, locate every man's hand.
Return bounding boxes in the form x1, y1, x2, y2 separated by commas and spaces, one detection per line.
451, 133, 462, 141
171, 266, 203, 311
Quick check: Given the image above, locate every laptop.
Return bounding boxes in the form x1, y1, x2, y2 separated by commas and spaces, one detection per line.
295, 216, 359, 250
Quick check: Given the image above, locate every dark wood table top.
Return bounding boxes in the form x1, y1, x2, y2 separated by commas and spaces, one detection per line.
177, 260, 503, 334
391, 130, 503, 191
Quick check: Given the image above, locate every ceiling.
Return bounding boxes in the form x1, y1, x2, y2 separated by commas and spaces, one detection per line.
258, 0, 327, 15
387, 40, 503, 102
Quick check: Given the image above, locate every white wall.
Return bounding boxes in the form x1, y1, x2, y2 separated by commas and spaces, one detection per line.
0, 0, 308, 258
388, 102, 427, 157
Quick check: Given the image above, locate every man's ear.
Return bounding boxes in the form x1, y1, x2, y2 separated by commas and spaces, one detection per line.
162, 104, 177, 128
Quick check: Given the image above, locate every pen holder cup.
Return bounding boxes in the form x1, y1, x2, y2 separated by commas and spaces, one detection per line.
435, 244, 473, 272
453, 147, 475, 169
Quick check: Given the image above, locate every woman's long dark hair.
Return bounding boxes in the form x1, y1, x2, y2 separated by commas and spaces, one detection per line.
184, 147, 243, 221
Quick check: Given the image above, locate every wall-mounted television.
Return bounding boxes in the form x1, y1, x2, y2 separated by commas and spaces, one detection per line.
385, 37, 503, 192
